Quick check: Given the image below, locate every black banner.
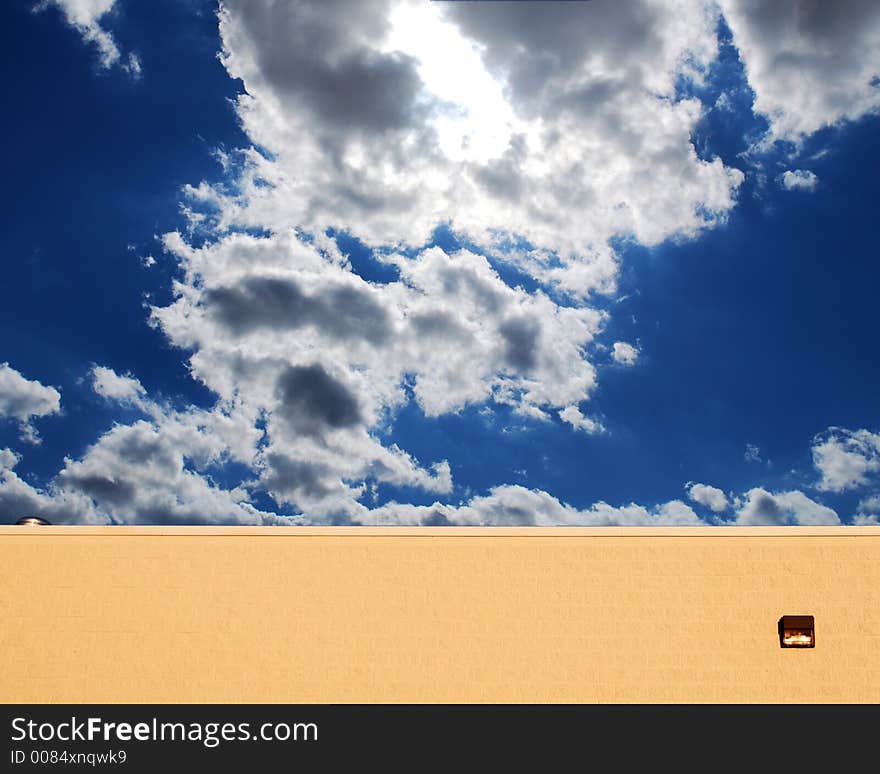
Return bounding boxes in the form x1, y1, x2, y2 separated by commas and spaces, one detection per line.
3, 704, 877, 769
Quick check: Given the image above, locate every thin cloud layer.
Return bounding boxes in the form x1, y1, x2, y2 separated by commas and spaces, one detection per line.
41, 0, 140, 73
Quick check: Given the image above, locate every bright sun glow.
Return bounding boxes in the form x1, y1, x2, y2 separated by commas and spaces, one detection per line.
385, 1, 523, 163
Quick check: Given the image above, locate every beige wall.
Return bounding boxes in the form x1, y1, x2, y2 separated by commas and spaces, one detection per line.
1, 526, 878, 703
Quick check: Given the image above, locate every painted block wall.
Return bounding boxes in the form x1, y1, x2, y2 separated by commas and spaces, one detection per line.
1, 526, 878, 703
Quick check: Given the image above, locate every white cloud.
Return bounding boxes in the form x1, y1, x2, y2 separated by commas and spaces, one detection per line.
781, 169, 818, 191
558, 405, 604, 435
368, 486, 706, 526
0, 411, 866, 525
152, 0, 758, 519
734, 487, 840, 526
686, 482, 728, 512
0, 363, 61, 444
13, 2, 876, 527
855, 494, 880, 524
0, 368, 294, 526
718, 0, 880, 143
0, 448, 20, 472
204, 0, 743, 291
857, 493, 880, 513
41, 0, 139, 74
0, 451, 714, 526
91, 365, 147, 406
0, 376, 868, 528
44, 0, 116, 26
54, 419, 277, 525
150, 231, 606, 515
811, 427, 880, 492
0, 445, 100, 525
136, 1, 880, 525
611, 341, 640, 366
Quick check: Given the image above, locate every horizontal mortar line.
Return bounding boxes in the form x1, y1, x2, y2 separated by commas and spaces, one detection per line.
1, 527, 880, 538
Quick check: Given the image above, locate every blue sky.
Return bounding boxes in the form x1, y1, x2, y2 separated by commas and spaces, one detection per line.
1, 0, 879, 526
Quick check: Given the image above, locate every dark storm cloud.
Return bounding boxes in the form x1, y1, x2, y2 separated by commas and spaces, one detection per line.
0, 487, 45, 524
729, 0, 880, 45
421, 510, 452, 526
753, 493, 784, 521
718, 0, 880, 138
471, 134, 526, 202
275, 364, 362, 437
261, 452, 336, 500
226, 0, 426, 135
435, 265, 504, 313
57, 430, 179, 507
59, 473, 137, 507
499, 316, 540, 372
561, 77, 620, 113
205, 275, 391, 345
443, 0, 661, 113
408, 310, 470, 340
112, 433, 178, 470
746, 493, 786, 525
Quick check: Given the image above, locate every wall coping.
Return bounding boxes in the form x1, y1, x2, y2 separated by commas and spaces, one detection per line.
1, 525, 879, 537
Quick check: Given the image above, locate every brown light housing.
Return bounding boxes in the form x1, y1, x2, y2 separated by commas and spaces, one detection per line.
779, 615, 815, 648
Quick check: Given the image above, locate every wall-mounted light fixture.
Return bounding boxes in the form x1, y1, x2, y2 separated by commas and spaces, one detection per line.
779, 615, 815, 648
15, 517, 51, 526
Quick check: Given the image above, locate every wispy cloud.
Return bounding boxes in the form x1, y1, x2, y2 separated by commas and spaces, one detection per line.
781, 169, 818, 191
39, 0, 140, 75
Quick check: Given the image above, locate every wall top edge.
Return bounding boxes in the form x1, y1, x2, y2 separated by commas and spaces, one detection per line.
1, 525, 880, 537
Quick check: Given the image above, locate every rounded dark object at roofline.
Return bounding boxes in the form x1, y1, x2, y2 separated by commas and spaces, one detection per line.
15, 517, 51, 526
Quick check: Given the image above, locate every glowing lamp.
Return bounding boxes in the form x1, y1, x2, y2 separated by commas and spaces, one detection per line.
779, 615, 815, 648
